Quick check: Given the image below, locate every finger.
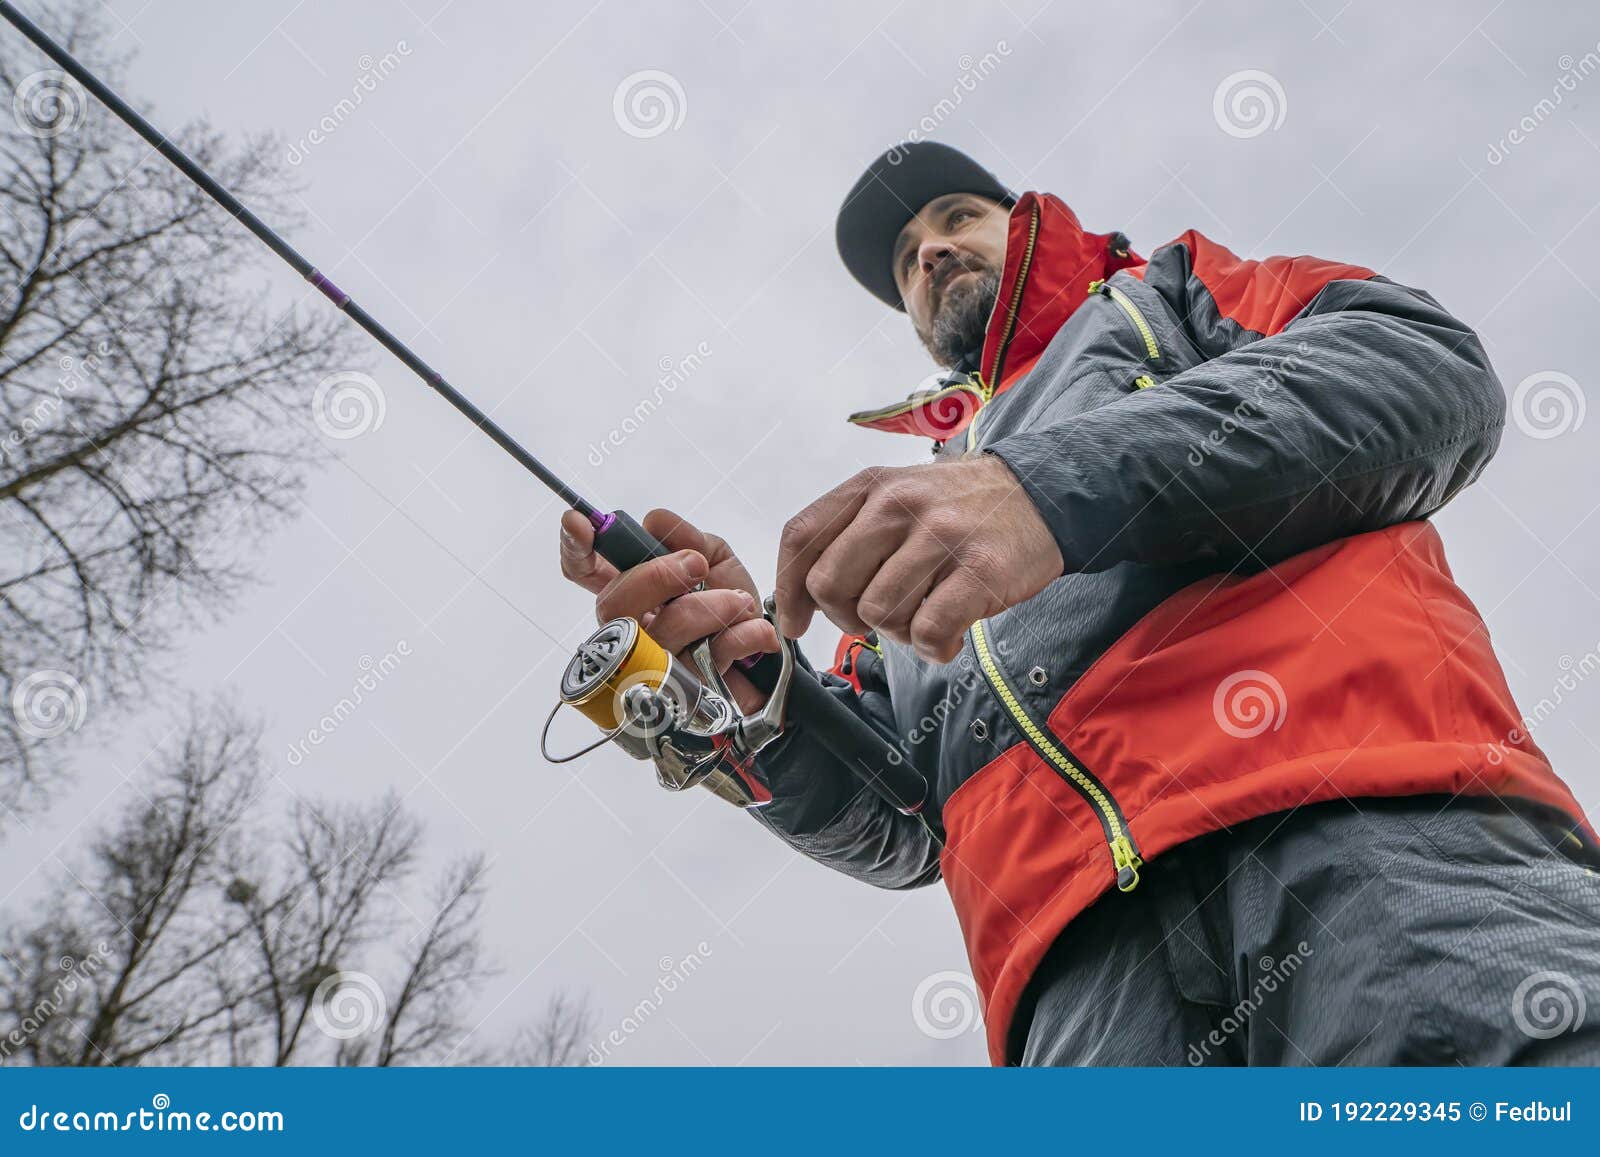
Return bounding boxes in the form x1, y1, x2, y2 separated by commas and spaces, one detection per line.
645, 507, 759, 600
559, 509, 618, 595
705, 618, 780, 672
641, 507, 709, 556
691, 620, 781, 716
774, 471, 879, 638
594, 549, 707, 624
910, 570, 993, 664
856, 535, 951, 646
647, 588, 760, 654
804, 515, 903, 637
719, 666, 770, 716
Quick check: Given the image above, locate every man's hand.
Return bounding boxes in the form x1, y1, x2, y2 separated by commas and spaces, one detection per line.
774, 455, 1063, 664
559, 507, 776, 713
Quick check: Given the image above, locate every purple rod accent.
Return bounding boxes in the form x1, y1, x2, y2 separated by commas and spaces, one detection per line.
590, 510, 616, 534
308, 269, 350, 307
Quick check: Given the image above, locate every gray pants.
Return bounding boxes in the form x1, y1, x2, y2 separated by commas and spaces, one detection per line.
1014, 795, 1600, 1066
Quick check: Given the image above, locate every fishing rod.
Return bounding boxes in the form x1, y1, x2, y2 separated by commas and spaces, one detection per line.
0, 1, 929, 819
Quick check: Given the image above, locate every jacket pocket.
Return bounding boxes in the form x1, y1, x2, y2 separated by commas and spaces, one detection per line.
968, 620, 1143, 892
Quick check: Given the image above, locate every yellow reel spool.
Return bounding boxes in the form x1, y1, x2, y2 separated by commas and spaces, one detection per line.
560, 618, 673, 730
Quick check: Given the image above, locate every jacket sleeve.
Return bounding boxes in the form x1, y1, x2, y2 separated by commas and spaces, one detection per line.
750, 640, 942, 891
985, 231, 1506, 573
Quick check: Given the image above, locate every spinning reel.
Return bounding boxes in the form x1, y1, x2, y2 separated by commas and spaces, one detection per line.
541, 599, 795, 809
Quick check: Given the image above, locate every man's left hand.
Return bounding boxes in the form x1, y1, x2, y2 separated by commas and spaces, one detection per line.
774, 455, 1063, 664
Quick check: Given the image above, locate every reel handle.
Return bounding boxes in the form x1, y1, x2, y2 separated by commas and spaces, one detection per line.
587, 508, 928, 816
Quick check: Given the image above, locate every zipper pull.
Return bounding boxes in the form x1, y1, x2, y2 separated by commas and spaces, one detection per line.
1086, 278, 1106, 295
1111, 835, 1142, 892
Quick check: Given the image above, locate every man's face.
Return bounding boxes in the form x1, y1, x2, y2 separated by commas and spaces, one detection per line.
892, 193, 1010, 368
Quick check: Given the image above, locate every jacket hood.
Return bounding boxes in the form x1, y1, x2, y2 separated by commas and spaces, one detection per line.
848, 192, 1141, 441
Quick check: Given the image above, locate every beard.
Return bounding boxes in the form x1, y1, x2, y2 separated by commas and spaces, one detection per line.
915, 261, 1000, 369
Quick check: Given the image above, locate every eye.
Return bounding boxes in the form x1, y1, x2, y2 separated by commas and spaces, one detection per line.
948, 207, 976, 228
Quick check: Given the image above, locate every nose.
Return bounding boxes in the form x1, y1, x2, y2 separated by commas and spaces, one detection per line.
916, 234, 955, 278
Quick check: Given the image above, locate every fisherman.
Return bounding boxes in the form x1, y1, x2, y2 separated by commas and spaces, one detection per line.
559, 142, 1600, 1066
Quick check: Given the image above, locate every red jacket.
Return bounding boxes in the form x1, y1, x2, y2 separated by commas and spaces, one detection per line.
755, 192, 1593, 1064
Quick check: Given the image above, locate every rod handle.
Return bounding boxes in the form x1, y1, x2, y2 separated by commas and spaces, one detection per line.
781, 669, 927, 816
591, 509, 672, 571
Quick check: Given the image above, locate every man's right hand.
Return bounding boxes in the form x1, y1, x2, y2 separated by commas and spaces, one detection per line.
558, 507, 776, 713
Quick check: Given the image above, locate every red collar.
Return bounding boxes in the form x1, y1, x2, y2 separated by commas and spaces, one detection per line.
849, 192, 1141, 440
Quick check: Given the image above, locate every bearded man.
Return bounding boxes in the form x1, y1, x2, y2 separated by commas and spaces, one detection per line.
561, 142, 1600, 1066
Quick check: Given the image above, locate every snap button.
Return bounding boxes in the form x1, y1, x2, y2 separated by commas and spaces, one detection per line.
970, 719, 989, 741
1028, 666, 1048, 686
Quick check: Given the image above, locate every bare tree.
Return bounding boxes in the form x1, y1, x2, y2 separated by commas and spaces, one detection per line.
0, 702, 587, 1066
0, 7, 356, 806
367, 854, 492, 1067
507, 990, 600, 1067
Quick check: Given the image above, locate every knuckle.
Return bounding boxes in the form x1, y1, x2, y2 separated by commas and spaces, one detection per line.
781, 511, 815, 548
923, 509, 967, 542
857, 597, 902, 630
952, 538, 998, 573
869, 477, 913, 513
710, 591, 751, 629
805, 563, 845, 606
853, 465, 889, 489
911, 609, 956, 651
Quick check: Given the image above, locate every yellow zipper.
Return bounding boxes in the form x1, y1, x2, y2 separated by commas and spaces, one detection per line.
959, 374, 997, 452
987, 207, 1041, 388
955, 208, 1040, 455
1087, 278, 1161, 362
969, 620, 1142, 891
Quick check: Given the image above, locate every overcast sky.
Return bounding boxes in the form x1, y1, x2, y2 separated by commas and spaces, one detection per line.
6, 0, 1600, 1065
